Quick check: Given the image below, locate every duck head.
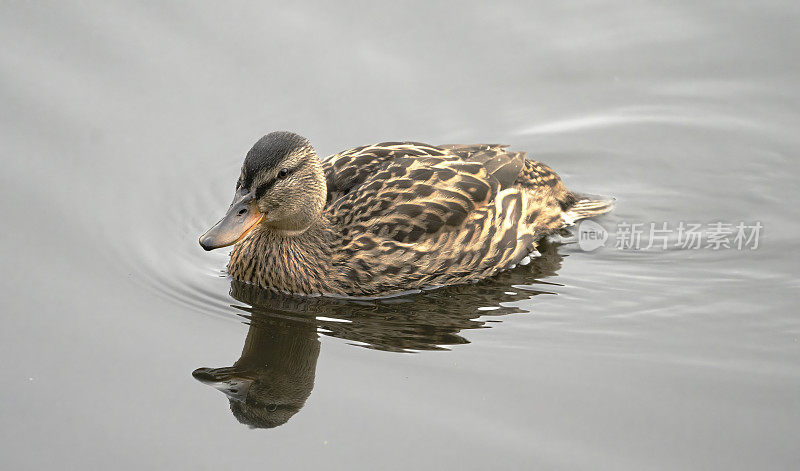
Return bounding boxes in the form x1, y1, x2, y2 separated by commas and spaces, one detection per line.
199, 131, 326, 250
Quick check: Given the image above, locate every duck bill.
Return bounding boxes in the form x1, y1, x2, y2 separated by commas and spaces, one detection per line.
199, 188, 264, 251
192, 367, 254, 403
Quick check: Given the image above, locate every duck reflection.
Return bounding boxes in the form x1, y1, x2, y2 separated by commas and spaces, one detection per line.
192, 315, 320, 428
194, 240, 564, 428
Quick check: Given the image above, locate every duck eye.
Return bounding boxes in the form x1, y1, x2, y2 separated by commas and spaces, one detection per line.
278, 168, 289, 178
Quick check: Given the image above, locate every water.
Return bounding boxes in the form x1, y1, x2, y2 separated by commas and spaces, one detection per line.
2, 1, 799, 469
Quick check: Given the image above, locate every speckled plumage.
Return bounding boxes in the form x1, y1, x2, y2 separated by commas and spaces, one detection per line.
225, 137, 613, 297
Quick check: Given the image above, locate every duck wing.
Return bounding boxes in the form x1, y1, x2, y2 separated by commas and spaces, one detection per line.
438, 143, 525, 190
325, 142, 526, 245
322, 142, 449, 204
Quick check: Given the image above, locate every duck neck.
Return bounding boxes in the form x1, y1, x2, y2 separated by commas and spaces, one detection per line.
228, 216, 336, 295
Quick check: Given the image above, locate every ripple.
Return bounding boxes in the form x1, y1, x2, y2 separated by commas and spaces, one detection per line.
514, 105, 758, 135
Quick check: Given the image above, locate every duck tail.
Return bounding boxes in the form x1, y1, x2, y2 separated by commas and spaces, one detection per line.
562, 192, 615, 225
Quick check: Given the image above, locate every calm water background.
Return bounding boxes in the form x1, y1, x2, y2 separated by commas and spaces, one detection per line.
2, 1, 799, 469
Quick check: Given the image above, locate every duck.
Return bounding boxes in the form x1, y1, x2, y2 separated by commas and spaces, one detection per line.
199, 131, 613, 297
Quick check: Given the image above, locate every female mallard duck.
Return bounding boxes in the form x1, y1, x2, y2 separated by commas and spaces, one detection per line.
200, 131, 613, 297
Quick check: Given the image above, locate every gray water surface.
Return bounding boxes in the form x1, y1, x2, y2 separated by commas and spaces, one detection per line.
2, 1, 799, 470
